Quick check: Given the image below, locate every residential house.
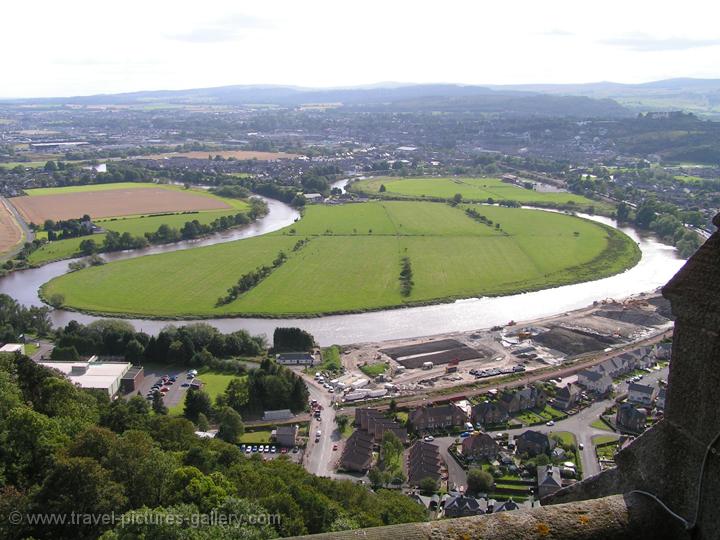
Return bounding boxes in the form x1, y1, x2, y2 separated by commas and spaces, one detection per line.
263, 409, 294, 422
406, 441, 445, 486
493, 499, 521, 513
339, 429, 374, 472
408, 403, 468, 431
444, 495, 487, 517
461, 432, 500, 461
537, 465, 562, 498
627, 383, 657, 406
498, 385, 546, 414
354, 407, 408, 443
616, 403, 647, 433
516, 430, 555, 457
274, 424, 298, 447
656, 388, 667, 410
275, 352, 316, 366
654, 343, 672, 361
472, 400, 510, 426
577, 368, 613, 395
554, 383, 581, 410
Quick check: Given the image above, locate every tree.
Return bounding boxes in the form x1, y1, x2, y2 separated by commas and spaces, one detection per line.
335, 414, 349, 434
217, 406, 244, 443
273, 327, 315, 352
616, 201, 631, 222
183, 388, 213, 422
31, 457, 128, 539
224, 377, 249, 411
197, 412, 210, 432
79, 238, 97, 255
124, 338, 145, 363
419, 476, 438, 495
379, 184, 387, 193
453, 193, 463, 204
152, 391, 168, 415
389, 398, 397, 414
467, 468, 494, 494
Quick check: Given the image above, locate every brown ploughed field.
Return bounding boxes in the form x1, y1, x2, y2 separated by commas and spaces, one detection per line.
10, 187, 231, 223
0, 200, 23, 256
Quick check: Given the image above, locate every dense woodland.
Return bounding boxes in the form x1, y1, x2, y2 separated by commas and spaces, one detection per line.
0, 353, 425, 539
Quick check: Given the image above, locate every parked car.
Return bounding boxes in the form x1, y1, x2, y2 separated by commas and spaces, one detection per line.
423, 435, 434, 442
332, 444, 338, 451
546, 421, 555, 426
460, 432, 471, 438
245, 446, 251, 454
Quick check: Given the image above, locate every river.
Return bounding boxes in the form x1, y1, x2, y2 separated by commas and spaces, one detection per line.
0, 185, 685, 346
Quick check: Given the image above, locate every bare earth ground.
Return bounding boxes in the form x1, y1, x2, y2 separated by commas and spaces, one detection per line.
336, 293, 671, 398
143, 150, 300, 161
0, 199, 23, 256
10, 187, 231, 223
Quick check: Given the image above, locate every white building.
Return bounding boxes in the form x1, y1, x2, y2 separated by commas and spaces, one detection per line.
627, 383, 658, 406
39, 359, 131, 397
0, 343, 25, 354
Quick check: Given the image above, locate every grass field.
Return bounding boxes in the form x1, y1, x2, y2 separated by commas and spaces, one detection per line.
351, 177, 598, 207
0, 161, 48, 169
167, 368, 240, 415
24, 183, 249, 265
41, 200, 641, 318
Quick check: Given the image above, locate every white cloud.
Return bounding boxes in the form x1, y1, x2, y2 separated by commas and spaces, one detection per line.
1, 0, 720, 97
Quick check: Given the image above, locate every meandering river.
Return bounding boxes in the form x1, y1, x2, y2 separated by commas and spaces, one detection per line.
0, 186, 684, 346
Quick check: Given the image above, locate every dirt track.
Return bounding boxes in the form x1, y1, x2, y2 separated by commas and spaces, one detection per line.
10, 187, 230, 223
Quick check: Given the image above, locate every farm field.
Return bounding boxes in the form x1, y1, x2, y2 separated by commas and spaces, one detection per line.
141, 150, 300, 161
41, 201, 641, 318
351, 176, 597, 207
0, 161, 48, 169
19, 183, 249, 265
0, 200, 23, 259
11, 182, 232, 223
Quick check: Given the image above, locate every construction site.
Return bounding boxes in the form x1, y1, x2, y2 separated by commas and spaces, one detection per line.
329, 291, 673, 403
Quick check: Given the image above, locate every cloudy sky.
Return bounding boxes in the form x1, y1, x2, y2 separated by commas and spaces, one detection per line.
3, 0, 720, 97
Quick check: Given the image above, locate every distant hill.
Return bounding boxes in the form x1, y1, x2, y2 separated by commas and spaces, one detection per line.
0, 84, 632, 118
489, 78, 720, 118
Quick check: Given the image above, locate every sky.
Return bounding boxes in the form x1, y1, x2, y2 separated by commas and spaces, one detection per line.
3, 0, 720, 98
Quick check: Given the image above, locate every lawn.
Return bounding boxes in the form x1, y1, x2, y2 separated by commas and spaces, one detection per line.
238, 429, 273, 444
592, 435, 620, 446
591, 419, 615, 432
315, 345, 342, 373
168, 368, 241, 415
41, 201, 641, 318
0, 161, 48, 169
351, 177, 598, 207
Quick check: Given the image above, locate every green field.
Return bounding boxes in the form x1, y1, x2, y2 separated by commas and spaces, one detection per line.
0, 161, 48, 169
351, 177, 598, 207
41, 200, 641, 318
168, 368, 241, 415
25, 183, 250, 265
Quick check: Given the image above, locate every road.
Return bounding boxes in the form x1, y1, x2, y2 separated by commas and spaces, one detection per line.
302, 373, 340, 477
